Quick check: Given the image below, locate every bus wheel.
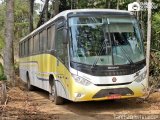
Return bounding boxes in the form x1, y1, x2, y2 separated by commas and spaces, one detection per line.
26, 73, 34, 91
49, 77, 64, 105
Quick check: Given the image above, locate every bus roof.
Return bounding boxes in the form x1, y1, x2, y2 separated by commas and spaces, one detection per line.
20, 9, 131, 42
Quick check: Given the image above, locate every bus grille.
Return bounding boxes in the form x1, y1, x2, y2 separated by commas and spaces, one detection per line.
92, 87, 134, 98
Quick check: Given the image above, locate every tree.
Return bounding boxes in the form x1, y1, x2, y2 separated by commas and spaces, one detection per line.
37, 0, 50, 27
29, 0, 34, 32
14, 0, 30, 58
152, 13, 160, 50
54, 0, 60, 15
59, 0, 69, 12
45, 0, 49, 22
146, 0, 152, 85
0, 2, 5, 58
3, 0, 15, 86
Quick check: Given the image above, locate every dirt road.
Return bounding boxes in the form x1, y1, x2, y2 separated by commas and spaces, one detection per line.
1, 85, 160, 120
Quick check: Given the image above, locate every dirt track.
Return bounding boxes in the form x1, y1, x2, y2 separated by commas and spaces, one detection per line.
1, 85, 160, 120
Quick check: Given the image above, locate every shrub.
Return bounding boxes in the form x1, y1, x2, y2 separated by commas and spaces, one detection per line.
0, 62, 6, 80
149, 52, 160, 88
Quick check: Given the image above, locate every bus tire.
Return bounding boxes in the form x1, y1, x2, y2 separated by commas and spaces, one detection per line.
49, 76, 64, 105
26, 72, 34, 91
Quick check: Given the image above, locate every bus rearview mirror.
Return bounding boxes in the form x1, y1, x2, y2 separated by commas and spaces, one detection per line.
63, 28, 68, 44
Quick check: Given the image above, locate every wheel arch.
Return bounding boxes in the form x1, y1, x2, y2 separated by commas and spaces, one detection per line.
26, 71, 29, 81
49, 74, 55, 93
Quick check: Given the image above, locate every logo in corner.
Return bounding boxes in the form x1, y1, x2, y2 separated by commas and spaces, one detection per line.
112, 77, 117, 82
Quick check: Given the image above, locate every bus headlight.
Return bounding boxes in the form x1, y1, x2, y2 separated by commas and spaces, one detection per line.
135, 71, 147, 83
72, 74, 92, 86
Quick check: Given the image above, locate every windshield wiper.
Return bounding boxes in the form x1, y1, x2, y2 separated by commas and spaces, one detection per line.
91, 38, 110, 69
118, 44, 134, 64
115, 33, 134, 64
91, 19, 112, 69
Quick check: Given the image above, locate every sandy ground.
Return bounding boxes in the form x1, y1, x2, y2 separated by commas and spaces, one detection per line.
0, 82, 160, 120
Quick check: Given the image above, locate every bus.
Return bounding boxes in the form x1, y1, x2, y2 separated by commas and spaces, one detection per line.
19, 9, 147, 105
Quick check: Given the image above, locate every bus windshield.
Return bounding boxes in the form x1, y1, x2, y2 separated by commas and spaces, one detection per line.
69, 15, 145, 66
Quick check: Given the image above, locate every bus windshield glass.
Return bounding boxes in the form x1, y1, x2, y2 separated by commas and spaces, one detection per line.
69, 15, 145, 66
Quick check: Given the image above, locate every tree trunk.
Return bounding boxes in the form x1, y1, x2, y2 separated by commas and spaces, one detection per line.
54, 0, 60, 15
37, 0, 49, 27
117, 0, 119, 9
3, 0, 15, 87
45, 0, 49, 22
1, 80, 7, 105
29, 0, 34, 32
141, 10, 145, 39
59, 0, 68, 12
136, 0, 140, 20
108, 0, 111, 9
72, 0, 77, 9
146, 0, 152, 86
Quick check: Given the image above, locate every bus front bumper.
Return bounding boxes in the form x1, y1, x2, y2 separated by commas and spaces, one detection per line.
71, 79, 148, 102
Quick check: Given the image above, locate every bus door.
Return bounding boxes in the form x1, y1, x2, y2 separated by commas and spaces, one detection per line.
55, 19, 68, 86
55, 27, 65, 78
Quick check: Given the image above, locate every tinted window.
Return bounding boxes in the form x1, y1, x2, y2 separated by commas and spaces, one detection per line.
39, 30, 47, 52
29, 37, 33, 55
22, 42, 25, 56
47, 27, 51, 50
51, 25, 55, 49
19, 43, 22, 57
40, 31, 43, 52
55, 28, 64, 61
43, 30, 47, 51
25, 39, 29, 56
33, 34, 39, 54
47, 25, 55, 50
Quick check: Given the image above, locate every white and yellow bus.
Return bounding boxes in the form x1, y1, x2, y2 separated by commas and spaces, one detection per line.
19, 9, 147, 105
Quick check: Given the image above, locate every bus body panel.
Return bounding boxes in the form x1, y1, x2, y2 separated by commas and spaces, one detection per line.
19, 54, 147, 102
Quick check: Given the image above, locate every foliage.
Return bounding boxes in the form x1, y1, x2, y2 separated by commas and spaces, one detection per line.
0, 2, 5, 52
0, 0, 159, 83
149, 52, 160, 87
152, 13, 160, 50
13, 0, 30, 58
74, 0, 135, 9
0, 62, 6, 80
0, 0, 31, 57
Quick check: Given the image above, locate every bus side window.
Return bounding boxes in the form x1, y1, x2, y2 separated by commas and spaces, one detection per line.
47, 25, 55, 50
47, 27, 51, 50
22, 42, 25, 57
33, 34, 39, 54
33, 36, 36, 54
51, 25, 55, 50
43, 29, 47, 51
55, 28, 64, 62
21, 42, 23, 57
19, 43, 22, 57
29, 37, 33, 55
24, 39, 29, 56
24, 40, 26, 56
39, 31, 43, 52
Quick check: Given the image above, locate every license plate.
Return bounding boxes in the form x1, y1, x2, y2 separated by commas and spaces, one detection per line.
107, 94, 121, 99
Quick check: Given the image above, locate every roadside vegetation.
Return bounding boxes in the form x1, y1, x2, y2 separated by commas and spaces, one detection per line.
0, 0, 159, 105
